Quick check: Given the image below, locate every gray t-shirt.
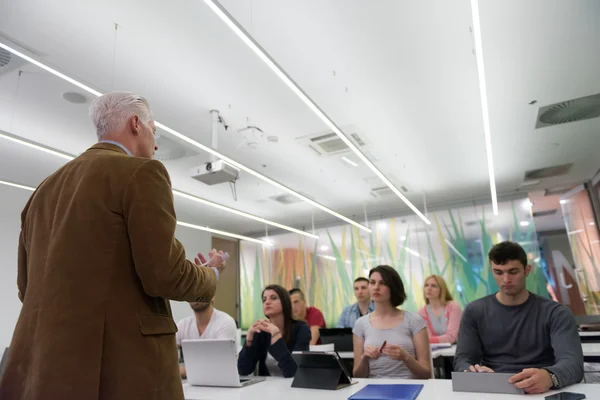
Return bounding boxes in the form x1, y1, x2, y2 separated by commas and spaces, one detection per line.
353, 311, 426, 379
454, 292, 583, 389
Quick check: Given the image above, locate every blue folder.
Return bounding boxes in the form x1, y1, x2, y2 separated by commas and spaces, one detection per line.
347, 384, 423, 400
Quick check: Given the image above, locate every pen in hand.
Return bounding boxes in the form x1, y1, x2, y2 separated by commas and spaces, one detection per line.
380, 340, 387, 353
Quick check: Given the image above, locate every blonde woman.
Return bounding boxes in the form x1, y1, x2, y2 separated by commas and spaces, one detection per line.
418, 275, 462, 344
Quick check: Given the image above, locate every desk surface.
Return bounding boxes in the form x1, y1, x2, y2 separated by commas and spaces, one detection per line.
183, 377, 599, 400
430, 342, 600, 358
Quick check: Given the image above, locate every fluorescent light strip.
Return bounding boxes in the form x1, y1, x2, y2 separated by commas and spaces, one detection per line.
0, 132, 318, 239
0, 180, 36, 191
0, 131, 75, 161
177, 221, 272, 246
202, 0, 430, 226
341, 156, 358, 167
0, 178, 271, 246
172, 189, 318, 239
470, 0, 498, 216
444, 239, 468, 263
0, 40, 370, 233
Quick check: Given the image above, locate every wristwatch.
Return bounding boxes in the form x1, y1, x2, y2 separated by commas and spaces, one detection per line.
545, 369, 560, 389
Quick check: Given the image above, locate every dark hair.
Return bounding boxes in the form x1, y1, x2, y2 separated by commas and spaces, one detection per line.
262, 284, 293, 344
354, 277, 369, 284
369, 265, 407, 307
488, 241, 527, 268
288, 288, 305, 301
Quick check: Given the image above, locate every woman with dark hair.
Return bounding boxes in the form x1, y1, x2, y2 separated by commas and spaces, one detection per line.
353, 265, 431, 379
237, 284, 310, 377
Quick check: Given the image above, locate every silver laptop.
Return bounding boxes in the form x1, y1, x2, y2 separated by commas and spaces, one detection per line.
452, 371, 524, 395
181, 339, 265, 387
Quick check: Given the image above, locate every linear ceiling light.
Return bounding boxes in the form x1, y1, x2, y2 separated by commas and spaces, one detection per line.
0, 130, 319, 239
176, 221, 272, 246
0, 131, 74, 161
0, 179, 36, 191
0, 40, 370, 233
201, 0, 431, 226
0, 178, 272, 246
172, 189, 318, 239
470, 0, 499, 216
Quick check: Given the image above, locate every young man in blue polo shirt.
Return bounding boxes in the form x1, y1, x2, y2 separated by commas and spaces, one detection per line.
337, 277, 375, 329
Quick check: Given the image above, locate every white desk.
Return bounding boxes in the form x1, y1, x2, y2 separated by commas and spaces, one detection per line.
580, 331, 600, 337
430, 343, 600, 359
183, 377, 600, 400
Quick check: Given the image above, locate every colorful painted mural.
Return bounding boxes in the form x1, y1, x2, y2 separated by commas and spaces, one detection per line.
561, 187, 600, 316
240, 199, 549, 329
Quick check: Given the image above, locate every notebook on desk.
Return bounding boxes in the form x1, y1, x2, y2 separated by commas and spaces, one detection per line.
347, 384, 423, 400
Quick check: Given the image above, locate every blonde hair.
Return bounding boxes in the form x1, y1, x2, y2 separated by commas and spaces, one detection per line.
423, 274, 453, 304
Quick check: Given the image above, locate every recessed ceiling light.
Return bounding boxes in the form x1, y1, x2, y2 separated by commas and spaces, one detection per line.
320, 245, 329, 251
202, 0, 431, 226
559, 199, 568, 205
520, 221, 530, 227
62, 91, 87, 104
590, 222, 596, 226
341, 156, 358, 167
0, 39, 371, 233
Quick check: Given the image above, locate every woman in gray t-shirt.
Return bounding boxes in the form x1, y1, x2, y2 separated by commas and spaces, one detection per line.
352, 265, 431, 379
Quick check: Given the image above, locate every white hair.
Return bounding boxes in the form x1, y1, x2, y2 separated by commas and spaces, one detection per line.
89, 91, 153, 139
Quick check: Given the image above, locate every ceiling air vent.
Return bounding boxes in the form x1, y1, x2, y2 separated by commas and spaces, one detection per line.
296, 126, 369, 156
532, 209, 557, 218
524, 164, 572, 180
370, 186, 395, 198
269, 192, 314, 205
0, 47, 26, 77
536, 93, 600, 128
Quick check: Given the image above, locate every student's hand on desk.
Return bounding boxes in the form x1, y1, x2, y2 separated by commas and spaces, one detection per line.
465, 364, 494, 373
362, 346, 382, 360
508, 368, 552, 394
382, 344, 408, 361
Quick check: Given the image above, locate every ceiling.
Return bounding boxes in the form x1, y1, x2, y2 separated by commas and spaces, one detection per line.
0, 0, 599, 238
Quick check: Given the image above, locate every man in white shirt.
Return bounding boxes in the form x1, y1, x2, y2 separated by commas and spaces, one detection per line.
176, 298, 237, 378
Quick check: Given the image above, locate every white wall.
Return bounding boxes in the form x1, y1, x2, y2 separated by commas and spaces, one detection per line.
0, 185, 211, 349
0, 187, 30, 349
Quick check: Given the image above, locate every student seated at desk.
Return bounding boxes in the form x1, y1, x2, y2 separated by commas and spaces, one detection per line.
289, 288, 326, 345
176, 298, 237, 379
238, 285, 310, 378
418, 274, 462, 344
353, 265, 431, 379
337, 277, 375, 329
454, 241, 584, 395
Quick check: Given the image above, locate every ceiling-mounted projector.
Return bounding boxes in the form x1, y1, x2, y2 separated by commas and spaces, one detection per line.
190, 160, 239, 185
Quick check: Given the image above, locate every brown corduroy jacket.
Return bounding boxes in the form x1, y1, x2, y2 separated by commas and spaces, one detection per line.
0, 143, 217, 399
